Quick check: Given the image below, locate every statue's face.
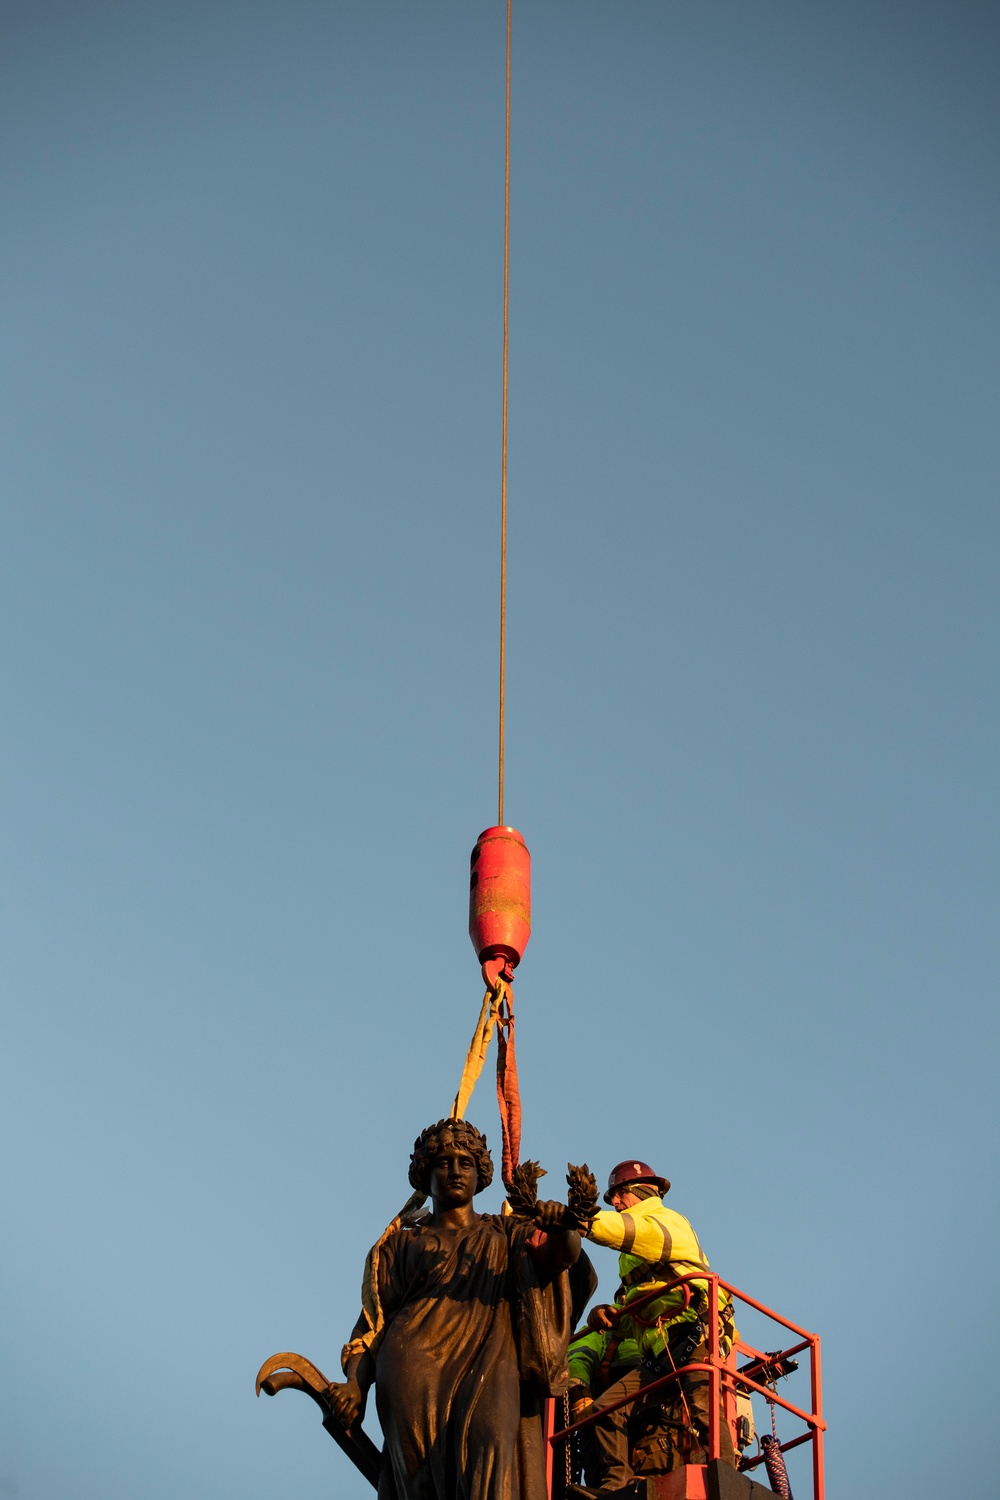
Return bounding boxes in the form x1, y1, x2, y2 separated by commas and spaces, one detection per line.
428, 1138, 478, 1208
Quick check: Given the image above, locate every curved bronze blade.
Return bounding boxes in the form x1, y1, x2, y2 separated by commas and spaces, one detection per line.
259, 1370, 309, 1398
256, 1351, 329, 1397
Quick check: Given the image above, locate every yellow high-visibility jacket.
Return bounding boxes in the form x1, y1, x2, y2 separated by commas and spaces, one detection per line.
585, 1195, 726, 1358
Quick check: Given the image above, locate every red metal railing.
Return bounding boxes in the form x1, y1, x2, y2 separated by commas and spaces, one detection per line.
548, 1272, 825, 1500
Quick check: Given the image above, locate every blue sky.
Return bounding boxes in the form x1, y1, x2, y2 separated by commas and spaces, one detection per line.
2, 3, 997, 1497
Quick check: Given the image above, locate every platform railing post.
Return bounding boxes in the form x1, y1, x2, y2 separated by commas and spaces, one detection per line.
708, 1274, 720, 1462
811, 1335, 824, 1500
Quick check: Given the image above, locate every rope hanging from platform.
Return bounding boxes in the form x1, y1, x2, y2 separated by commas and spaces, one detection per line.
760, 1397, 793, 1498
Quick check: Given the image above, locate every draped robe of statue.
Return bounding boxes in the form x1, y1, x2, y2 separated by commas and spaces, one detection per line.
347, 1212, 588, 1500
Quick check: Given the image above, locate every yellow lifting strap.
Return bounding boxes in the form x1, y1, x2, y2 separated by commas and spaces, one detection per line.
451, 977, 509, 1119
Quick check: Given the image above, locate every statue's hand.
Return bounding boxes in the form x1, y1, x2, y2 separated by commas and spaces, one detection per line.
529, 1166, 598, 1234
326, 1378, 365, 1430
586, 1303, 616, 1333
534, 1198, 577, 1233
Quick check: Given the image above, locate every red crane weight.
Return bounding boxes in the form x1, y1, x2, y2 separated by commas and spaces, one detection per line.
469, 826, 531, 983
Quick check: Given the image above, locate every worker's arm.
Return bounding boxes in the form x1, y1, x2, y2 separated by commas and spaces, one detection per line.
568, 1330, 602, 1387
568, 1331, 602, 1419
586, 1208, 629, 1251
586, 1204, 693, 1267
587, 1206, 671, 1262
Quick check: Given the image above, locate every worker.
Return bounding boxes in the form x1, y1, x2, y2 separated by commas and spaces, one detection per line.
572, 1159, 736, 1491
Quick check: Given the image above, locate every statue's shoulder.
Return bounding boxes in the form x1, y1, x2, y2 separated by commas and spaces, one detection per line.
391, 1218, 432, 1247
478, 1211, 528, 1244
371, 1218, 423, 1261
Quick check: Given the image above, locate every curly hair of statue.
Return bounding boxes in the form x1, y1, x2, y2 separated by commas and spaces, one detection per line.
408, 1118, 494, 1194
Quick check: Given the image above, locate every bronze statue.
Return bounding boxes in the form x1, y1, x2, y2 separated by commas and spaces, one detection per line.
260, 1118, 597, 1500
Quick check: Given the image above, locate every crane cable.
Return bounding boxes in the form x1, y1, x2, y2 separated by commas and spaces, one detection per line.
451, 0, 523, 1193
498, 0, 511, 827
491, 0, 521, 1189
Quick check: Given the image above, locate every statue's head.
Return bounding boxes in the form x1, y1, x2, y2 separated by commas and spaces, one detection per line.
408, 1117, 494, 1196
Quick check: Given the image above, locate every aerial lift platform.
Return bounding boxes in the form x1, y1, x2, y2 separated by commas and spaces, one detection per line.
545, 1270, 825, 1500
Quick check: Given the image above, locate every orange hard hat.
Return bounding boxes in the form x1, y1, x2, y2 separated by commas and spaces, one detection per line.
604, 1159, 671, 1205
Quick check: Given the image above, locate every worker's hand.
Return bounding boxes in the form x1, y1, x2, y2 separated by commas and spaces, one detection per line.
569, 1384, 594, 1421
587, 1304, 616, 1333
326, 1378, 365, 1430
535, 1199, 576, 1233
